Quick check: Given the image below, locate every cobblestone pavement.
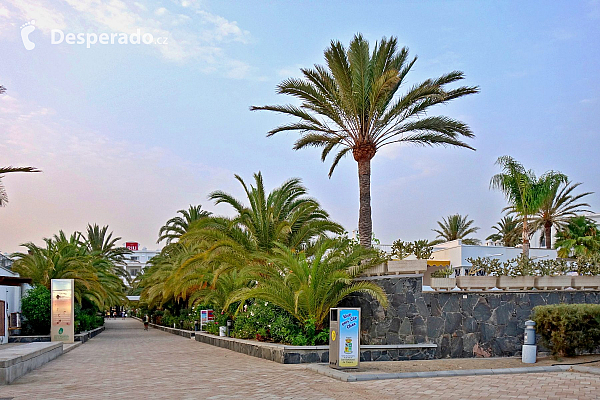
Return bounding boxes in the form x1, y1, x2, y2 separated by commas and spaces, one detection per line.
2, 319, 599, 400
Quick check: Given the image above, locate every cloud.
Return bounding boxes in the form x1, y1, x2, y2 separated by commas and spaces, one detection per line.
2, 0, 253, 77
0, 5, 10, 18
580, 98, 597, 104
3, 0, 67, 32
154, 7, 167, 17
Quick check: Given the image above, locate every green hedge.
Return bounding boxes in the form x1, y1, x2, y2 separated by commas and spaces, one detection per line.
21, 286, 51, 335
532, 304, 600, 356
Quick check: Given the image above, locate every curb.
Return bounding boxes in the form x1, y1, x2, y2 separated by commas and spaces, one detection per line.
63, 342, 83, 354
306, 363, 573, 382
571, 365, 600, 375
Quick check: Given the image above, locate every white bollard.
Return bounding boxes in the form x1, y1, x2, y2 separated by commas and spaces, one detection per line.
522, 344, 537, 363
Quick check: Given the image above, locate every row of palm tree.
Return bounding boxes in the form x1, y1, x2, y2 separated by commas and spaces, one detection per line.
426, 157, 594, 258
12, 224, 129, 309
139, 172, 388, 331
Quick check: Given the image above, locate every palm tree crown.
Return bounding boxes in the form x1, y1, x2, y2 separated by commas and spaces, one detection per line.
433, 214, 480, 245
0, 166, 41, 206
490, 156, 567, 258
532, 181, 593, 249
486, 216, 522, 247
158, 205, 212, 244
555, 216, 600, 258
252, 34, 478, 247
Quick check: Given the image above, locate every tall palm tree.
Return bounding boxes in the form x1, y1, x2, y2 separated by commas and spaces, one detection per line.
490, 156, 567, 258
531, 181, 593, 249
0, 166, 41, 206
227, 239, 388, 330
555, 216, 600, 258
432, 214, 480, 245
486, 216, 523, 247
251, 34, 478, 247
158, 205, 211, 244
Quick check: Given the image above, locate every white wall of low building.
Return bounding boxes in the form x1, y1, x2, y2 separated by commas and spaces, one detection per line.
0, 267, 23, 343
430, 239, 557, 276
122, 242, 160, 279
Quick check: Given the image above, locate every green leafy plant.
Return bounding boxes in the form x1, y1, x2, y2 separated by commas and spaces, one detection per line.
391, 240, 412, 260
575, 253, 600, 276
466, 257, 501, 275
532, 304, 600, 356
431, 267, 453, 278
21, 285, 51, 335
412, 240, 433, 259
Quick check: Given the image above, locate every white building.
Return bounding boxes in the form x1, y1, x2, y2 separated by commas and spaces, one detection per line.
430, 239, 558, 277
0, 266, 31, 344
122, 242, 160, 278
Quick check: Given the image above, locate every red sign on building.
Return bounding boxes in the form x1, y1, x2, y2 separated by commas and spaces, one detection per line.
125, 242, 139, 251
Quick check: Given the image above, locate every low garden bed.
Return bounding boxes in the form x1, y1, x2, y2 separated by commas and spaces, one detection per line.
194, 330, 437, 364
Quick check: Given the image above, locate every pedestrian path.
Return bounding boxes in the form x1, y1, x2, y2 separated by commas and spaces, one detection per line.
1, 318, 598, 399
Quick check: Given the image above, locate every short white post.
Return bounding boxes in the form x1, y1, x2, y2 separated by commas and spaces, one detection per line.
522, 320, 537, 363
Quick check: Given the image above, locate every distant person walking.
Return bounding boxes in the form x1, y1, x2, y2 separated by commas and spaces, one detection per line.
144, 314, 149, 331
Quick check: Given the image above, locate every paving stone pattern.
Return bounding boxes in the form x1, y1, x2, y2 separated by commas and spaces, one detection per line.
342, 276, 600, 358
1, 319, 599, 399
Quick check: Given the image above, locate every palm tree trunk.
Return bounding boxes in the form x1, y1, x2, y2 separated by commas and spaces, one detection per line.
544, 221, 552, 249
522, 216, 530, 258
358, 159, 372, 248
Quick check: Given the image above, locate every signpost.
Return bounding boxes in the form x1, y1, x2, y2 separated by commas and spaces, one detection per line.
51, 279, 74, 343
200, 309, 214, 331
329, 307, 360, 369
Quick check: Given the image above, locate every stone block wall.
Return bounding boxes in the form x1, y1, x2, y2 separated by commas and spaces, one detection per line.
341, 276, 600, 358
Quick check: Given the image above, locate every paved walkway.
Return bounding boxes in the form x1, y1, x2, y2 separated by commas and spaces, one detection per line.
1, 319, 599, 399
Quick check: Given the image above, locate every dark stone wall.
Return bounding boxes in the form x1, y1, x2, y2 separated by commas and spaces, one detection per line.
341, 276, 600, 358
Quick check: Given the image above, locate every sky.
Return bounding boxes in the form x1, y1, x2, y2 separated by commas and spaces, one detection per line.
0, 0, 599, 253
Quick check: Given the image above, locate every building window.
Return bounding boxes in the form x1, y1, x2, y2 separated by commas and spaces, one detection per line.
130, 256, 139, 261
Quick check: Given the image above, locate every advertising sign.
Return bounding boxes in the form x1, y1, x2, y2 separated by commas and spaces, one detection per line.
51, 279, 75, 343
125, 242, 139, 251
200, 309, 214, 331
338, 309, 360, 367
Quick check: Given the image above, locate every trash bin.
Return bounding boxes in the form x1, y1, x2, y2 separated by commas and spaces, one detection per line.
329, 308, 361, 369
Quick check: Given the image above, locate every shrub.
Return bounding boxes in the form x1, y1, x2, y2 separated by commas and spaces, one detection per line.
74, 303, 104, 333
431, 267, 453, 278
466, 256, 569, 277
532, 304, 600, 356
576, 253, 600, 276
21, 286, 51, 335
231, 301, 328, 345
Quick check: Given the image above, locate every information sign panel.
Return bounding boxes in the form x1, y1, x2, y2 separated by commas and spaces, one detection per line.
51, 279, 75, 343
